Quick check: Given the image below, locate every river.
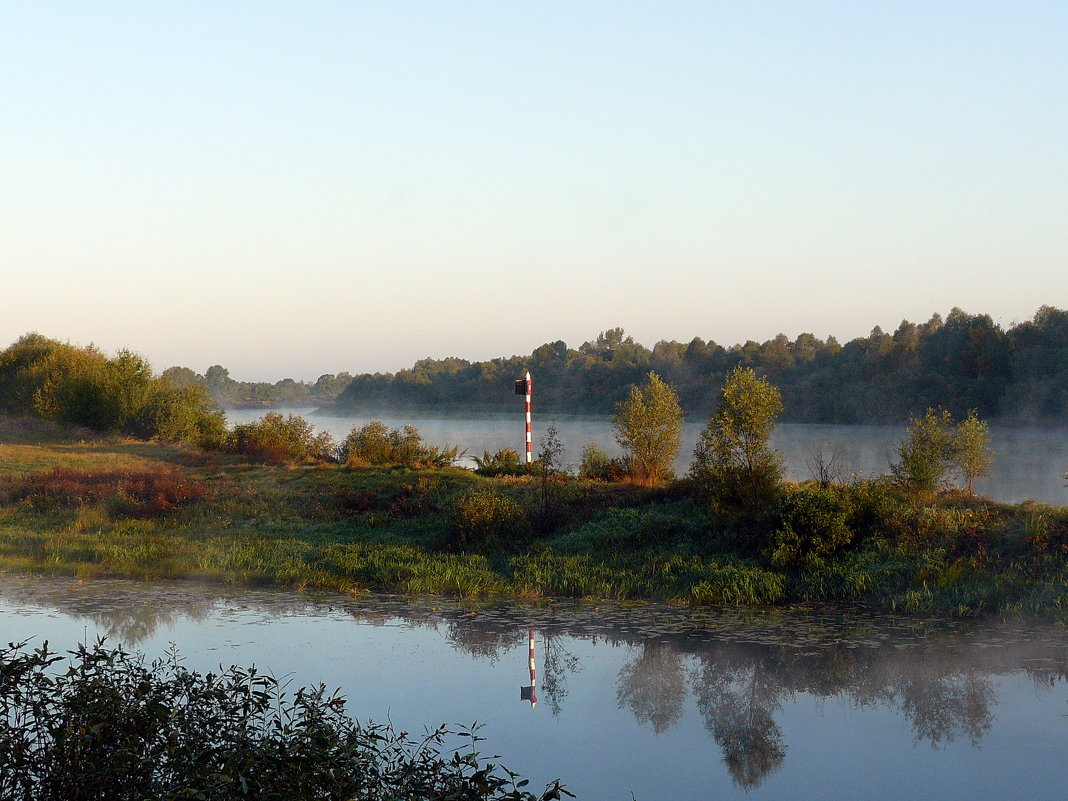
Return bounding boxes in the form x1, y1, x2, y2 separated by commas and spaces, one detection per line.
2, 576, 1066, 800
226, 409, 1068, 506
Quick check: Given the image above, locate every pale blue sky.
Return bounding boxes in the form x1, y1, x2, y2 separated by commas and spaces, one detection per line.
3, 2, 1066, 380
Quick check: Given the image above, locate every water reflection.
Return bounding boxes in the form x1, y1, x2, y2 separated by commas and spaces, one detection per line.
540, 632, 582, 717
617, 643, 687, 734
520, 630, 537, 708
690, 651, 787, 789
3, 577, 1067, 794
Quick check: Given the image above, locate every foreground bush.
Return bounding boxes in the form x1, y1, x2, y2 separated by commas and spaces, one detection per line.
0, 640, 569, 801
767, 484, 855, 569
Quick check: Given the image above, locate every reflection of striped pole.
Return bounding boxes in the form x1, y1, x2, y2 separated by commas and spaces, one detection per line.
528, 628, 537, 708
524, 371, 533, 465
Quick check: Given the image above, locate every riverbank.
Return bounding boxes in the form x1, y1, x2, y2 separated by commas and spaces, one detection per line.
1, 425, 1067, 620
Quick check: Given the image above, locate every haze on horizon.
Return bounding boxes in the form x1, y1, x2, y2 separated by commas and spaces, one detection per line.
3, 2, 1066, 382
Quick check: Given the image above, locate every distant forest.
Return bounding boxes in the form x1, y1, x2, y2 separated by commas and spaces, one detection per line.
172, 306, 1068, 424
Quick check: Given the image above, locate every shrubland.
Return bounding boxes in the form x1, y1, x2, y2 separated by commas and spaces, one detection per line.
1, 412, 1067, 620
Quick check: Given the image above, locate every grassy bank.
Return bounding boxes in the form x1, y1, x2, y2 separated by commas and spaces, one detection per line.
2, 421, 1067, 620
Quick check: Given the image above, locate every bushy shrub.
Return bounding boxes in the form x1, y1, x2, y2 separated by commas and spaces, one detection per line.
767, 485, 855, 569
842, 476, 901, 540
473, 448, 525, 476
892, 504, 997, 564
891, 408, 956, 495
0, 640, 566, 801
548, 503, 705, 553
227, 413, 335, 464
446, 488, 530, 553
141, 383, 227, 449
890, 408, 995, 497
0, 335, 224, 447
578, 443, 626, 482
339, 421, 461, 468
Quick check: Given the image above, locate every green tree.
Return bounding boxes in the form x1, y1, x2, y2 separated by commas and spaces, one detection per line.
611, 372, 683, 485
159, 365, 201, 389
954, 410, 994, 493
891, 408, 956, 496
691, 367, 784, 515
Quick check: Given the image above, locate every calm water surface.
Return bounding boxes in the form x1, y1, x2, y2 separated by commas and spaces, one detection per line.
2, 576, 1067, 800
227, 409, 1068, 505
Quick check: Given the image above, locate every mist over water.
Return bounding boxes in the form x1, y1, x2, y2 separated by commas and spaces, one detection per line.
226, 409, 1068, 505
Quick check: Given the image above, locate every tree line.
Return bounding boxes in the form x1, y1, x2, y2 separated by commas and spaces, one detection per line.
319, 305, 1066, 423
6, 304, 1067, 426
159, 364, 352, 408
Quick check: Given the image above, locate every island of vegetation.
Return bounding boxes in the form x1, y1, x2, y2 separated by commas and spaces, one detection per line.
1, 330, 1066, 623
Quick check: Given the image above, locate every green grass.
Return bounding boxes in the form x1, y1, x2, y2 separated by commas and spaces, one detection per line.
3, 420, 1068, 619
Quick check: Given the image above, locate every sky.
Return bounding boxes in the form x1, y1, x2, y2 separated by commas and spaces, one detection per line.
2, 1, 1066, 381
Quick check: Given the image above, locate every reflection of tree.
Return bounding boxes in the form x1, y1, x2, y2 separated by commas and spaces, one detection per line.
444, 624, 523, 663
691, 654, 787, 790
847, 653, 995, 749
78, 600, 214, 645
892, 672, 994, 748
540, 632, 582, 716
616, 643, 686, 734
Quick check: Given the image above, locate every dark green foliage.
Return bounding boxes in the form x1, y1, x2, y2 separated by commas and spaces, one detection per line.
840, 477, 901, 541
339, 421, 461, 468
0, 640, 568, 801
1028, 505, 1068, 554
767, 485, 855, 569
316, 308, 1067, 424
545, 503, 706, 554
227, 413, 335, 464
447, 489, 530, 553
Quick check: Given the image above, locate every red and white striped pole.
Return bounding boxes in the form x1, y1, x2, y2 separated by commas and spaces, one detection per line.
524, 371, 533, 465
